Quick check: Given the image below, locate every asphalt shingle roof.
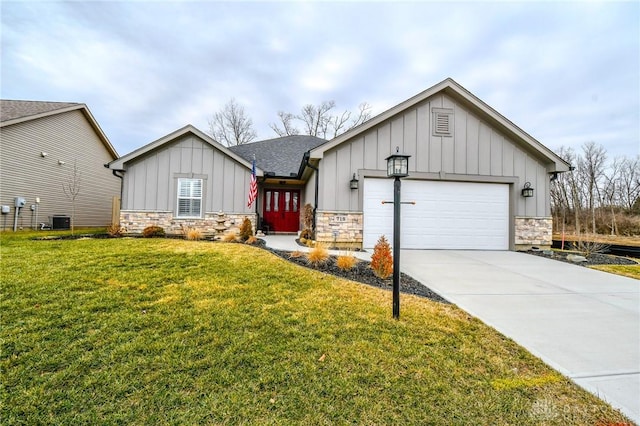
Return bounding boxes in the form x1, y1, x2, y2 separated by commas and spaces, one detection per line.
229, 135, 326, 177
0, 100, 80, 123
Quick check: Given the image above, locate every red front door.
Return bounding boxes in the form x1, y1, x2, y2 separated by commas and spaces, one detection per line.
263, 189, 300, 232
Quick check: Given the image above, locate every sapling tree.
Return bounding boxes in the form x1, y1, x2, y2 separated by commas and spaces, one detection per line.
62, 160, 81, 235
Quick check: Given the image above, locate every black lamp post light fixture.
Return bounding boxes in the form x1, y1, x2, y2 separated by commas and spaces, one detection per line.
350, 173, 359, 190
521, 182, 534, 198
384, 147, 411, 320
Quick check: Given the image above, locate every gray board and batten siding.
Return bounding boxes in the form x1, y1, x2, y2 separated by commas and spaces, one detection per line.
312, 89, 567, 219
118, 131, 256, 216
0, 107, 119, 229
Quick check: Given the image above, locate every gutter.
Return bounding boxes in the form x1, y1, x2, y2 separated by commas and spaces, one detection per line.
303, 152, 319, 235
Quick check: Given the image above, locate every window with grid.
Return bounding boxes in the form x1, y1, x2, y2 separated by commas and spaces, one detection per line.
177, 178, 202, 217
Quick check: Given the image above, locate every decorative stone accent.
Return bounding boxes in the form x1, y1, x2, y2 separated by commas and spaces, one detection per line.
119, 210, 256, 237
515, 216, 553, 250
315, 211, 363, 248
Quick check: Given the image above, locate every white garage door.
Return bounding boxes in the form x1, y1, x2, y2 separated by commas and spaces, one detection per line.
363, 179, 509, 250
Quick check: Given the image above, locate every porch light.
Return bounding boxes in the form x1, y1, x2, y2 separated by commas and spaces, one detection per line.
521, 182, 534, 198
385, 147, 410, 178
385, 146, 411, 320
350, 173, 359, 190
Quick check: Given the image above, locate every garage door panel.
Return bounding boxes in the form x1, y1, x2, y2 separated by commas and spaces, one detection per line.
363, 179, 509, 250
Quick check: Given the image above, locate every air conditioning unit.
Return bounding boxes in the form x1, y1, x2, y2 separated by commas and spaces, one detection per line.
51, 215, 70, 230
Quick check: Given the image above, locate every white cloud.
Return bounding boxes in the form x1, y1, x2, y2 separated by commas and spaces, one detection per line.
1, 1, 637, 159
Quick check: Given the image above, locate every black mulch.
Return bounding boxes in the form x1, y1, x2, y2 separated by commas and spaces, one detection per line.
267, 248, 450, 304
525, 250, 638, 266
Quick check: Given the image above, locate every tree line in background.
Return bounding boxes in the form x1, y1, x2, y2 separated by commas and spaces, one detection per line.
208, 98, 371, 146
551, 141, 640, 236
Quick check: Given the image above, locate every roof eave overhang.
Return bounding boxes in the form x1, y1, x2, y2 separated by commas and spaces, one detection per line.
107, 124, 263, 176
1, 103, 119, 160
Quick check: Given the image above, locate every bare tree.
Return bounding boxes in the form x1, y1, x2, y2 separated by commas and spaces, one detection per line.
269, 111, 299, 137
270, 101, 372, 139
208, 98, 257, 146
617, 156, 640, 212
581, 142, 607, 234
62, 160, 81, 235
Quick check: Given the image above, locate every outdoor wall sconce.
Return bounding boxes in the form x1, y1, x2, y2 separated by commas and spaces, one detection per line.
58, 160, 65, 165
350, 173, 359, 190
521, 182, 534, 198
40, 152, 48, 158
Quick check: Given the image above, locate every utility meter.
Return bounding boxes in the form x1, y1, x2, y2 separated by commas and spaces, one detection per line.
14, 197, 26, 208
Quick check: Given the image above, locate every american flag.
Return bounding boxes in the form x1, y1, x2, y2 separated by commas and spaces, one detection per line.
247, 159, 258, 208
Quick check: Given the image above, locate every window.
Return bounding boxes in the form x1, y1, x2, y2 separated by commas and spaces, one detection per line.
177, 178, 202, 217
432, 107, 454, 137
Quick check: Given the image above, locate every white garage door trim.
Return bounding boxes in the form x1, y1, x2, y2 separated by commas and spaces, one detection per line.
363, 179, 509, 250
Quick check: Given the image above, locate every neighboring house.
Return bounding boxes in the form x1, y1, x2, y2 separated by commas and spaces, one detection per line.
0, 100, 120, 230
109, 78, 570, 250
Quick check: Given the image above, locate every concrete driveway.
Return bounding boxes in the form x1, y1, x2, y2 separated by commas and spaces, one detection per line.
400, 250, 639, 423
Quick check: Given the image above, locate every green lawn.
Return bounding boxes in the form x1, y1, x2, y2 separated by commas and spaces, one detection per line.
590, 264, 640, 280
1, 231, 631, 425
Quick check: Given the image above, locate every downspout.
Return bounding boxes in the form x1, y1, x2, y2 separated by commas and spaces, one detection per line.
303, 153, 319, 235
105, 164, 125, 218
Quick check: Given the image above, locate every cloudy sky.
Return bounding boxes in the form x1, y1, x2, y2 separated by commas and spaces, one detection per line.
2, 1, 638, 160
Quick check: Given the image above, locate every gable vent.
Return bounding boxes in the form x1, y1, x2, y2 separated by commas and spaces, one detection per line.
432, 107, 454, 137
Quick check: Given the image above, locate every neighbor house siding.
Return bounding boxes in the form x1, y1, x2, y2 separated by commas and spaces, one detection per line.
317, 93, 551, 218
0, 110, 119, 229
121, 134, 253, 215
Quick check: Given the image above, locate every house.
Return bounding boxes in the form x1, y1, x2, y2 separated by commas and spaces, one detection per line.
109, 78, 570, 250
0, 100, 120, 230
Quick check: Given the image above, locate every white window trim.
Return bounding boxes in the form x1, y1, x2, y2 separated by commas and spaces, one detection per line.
176, 178, 203, 218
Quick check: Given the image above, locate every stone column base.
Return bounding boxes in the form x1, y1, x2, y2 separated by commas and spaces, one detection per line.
515, 216, 553, 250
315, 211, 363, 249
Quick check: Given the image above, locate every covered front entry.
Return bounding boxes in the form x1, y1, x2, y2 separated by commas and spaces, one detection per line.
363, 179, 509, 250
263, 189, 300, 232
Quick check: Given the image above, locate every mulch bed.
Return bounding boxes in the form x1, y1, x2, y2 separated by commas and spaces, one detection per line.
525, 250, 638, 266
268, 248, 450, 304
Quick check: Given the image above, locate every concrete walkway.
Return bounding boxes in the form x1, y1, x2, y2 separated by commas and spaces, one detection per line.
262, 236, 639, 422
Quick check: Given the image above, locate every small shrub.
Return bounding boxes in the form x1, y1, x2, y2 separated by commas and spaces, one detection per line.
239, 217, 253, 241
299, 237, 307, 245
223, 232, 238, 242
300, 228, 313, 240
306, 244, 329, 267
305, 239, 315, 248
186, 228, 203, 241
245, 235, 258, 245
106, 223, 125, 237
336, 253, 358, 271
142, 225, 165, 238
370, 235, 393, 279
571, 239, 610, 257
302, 204, 314, 231
289, 250, 304, 259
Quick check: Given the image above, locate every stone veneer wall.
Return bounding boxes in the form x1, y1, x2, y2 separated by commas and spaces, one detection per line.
515, 216, 553, 249
120, 210, 256, 236
315, 211, 363, 248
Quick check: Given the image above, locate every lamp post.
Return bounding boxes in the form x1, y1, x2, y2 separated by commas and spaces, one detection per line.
385, 147, 410, 319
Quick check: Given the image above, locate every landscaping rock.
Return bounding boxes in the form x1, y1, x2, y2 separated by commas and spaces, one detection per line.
567, 254, 588, 263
